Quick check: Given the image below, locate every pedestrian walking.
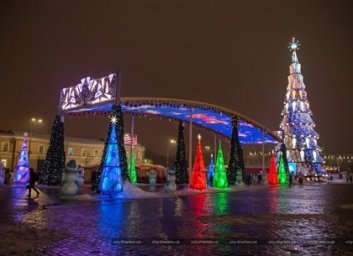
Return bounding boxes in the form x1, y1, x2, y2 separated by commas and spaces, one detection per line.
91, 168, 97, 191
27, 168, 40, 198
289, 173, 293, 187
349, 174, 353, 184
4, 168, 10, 185
298, 171, 304, 187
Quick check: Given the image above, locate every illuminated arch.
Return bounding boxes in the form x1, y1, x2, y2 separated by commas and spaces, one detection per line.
59, 73, 281, 144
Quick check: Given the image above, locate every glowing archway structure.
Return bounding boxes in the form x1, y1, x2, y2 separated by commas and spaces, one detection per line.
59, 73, 281, 144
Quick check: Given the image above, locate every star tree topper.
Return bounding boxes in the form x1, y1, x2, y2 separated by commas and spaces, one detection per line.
289, 37, 300, 51
110, 116, 117, 124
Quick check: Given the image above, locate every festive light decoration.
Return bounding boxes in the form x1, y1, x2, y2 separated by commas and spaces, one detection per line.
268, 154, 278, 184
58, 73, 281, 144
38, 116, 66, 185
94, 104, 128, 194
190, 134, 207, 190
213, 144, 228, 188
175, 121, 188, 184
14, 133, 30, 184
278, 155, 288, 184
59, 74, 117, 111
207, 154, 215, 186
280, 38, 324, 175
128, 152, 137, 183
227, 118, 245, 185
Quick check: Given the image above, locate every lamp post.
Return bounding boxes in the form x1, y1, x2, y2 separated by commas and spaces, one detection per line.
204, 145, 211, 162
29, 118, 43, 162
166, 139, 176, 168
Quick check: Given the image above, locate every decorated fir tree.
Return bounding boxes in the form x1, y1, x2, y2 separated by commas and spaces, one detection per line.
207, 154, 215, 186
227, 118, 245, 185
94, 104, 128, 193
128, 152, 137, 183
268, 154, 278, 185
280, 38, 324, 175
175, 121, 188, 184
213, 144, 228, 189
38, 115, 65, 185
190, 134, 207, 190
278, 154, 288, 184
14, 133, 30, 184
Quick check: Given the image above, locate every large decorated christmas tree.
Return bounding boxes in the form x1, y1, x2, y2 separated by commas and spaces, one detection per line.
38, 115, 65, 185
14, 133, 30, 184
190, 134, 207, 190
280, 38, 325, 175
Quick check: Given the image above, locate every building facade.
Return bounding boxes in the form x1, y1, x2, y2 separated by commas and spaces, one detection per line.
0, 131, 145, 171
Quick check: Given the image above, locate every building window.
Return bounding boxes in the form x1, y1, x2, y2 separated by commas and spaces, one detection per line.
1, 159, 7, 167
38, 145, 45, 154
81, 148, 87, 157
94, 149, 99, 157
1, 142, 9, 152
68, 147, 74, 156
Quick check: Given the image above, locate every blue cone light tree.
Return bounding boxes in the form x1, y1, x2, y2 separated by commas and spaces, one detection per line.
207, 154, 215, 186
14, 133, 30, 184
95, 104, 128, 194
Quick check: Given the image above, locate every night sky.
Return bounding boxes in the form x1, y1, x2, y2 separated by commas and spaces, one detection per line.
1, 1, 352, 163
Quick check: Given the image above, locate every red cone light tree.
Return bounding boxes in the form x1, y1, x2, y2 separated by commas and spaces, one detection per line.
190, 134, 207, 190
268, 154, 278, 184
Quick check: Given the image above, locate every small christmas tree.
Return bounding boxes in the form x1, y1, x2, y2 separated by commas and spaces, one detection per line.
227, 118, 245, 185
268, 154, 278, 184
128, 152, 137, 183
14, 133, 30, 184
207, 154, 215, 186
190, 134, 207, 190
94, 104, 128, 193
213, 144, 228, 189
278, 154, 288, 184
175, 121, 188, 184
38, 115, 65, 185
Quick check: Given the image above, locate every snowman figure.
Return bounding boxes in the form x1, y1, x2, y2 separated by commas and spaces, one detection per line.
149, 169, 157, 185
165, 169, 177, 192
0, 162, 5, 186
61, 160, 79, 196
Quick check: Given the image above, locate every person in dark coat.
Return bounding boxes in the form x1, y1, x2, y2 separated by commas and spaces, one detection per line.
28, 168, 40, 198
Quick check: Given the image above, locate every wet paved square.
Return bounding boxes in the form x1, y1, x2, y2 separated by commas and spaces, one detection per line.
1, 184, 353, 255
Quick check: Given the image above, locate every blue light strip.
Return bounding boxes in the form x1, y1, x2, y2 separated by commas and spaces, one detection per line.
65, 102, 278, 144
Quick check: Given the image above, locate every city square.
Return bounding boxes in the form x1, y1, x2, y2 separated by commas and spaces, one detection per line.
1, 1, 353, 255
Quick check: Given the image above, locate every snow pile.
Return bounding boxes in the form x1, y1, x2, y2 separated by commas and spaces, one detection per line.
116, 183, 159, 199
73, 194, 99, 201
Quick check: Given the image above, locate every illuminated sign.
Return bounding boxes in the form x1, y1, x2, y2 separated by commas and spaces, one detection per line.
59, 74, 117, 112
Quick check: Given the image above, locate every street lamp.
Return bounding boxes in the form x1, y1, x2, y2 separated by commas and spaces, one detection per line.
204, 145, 211, 162
166, 138, 177, 168
29, 118, 43, 161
